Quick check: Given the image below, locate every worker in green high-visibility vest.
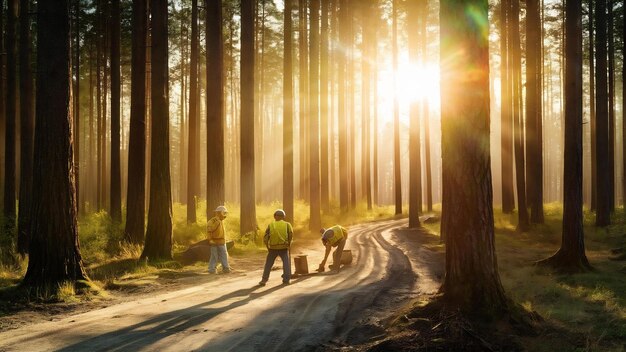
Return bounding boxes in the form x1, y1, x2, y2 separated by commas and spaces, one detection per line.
317, 225, 348, 272
258, 209, 294, 286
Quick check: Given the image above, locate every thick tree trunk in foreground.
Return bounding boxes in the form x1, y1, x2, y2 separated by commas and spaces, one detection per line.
23, 0, 88, 287
595, 0, 610, 226
124, 0, 147, 244
589, 0, 596, 210
17, 0, 34, 255
539, 0, 590, 272
187, 0, 200, 223
240, 0, 257, 235
439, 0, 509, 315
206, 0, 225, 211
110, 0, 122, 222
142, 0, 173, 260
283, 0, 294, 223
408, 0, 422, 228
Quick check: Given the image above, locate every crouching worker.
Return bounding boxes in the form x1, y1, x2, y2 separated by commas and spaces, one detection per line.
317, 225, 348, 272
208, 205, 231, 274
259, 209, 293, 286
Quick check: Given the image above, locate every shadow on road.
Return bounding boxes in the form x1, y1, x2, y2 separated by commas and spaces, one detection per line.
56, 277, 311, 352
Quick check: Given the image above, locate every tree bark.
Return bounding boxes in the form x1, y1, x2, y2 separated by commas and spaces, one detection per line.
17, 0, 33, 255
74, 0, 81, 214
595, 0, 610, 226
240, 0, 257, 235
526, 0, 544, 224
299, 0, 309, 202
206, 0, 225, 212
3, 0, 17, 222
338, 0, 348, 211
439, 0, 509, 315
607, 0, 615, 211
392, 0, 402, 215
23, 0, 88, 288
510, 0, 529, 231
141, 0, 173, 260
361, 0, 373, 211
309, 0, 321, 231
539, 0, 590, 272
408, 0, 422, 228
124, 0, 147, 244
500, 0, 514, 214
187, 0, 200, 223
110, 0, 122, 222
283, 0, 294, 223
588, 0, 596, 211
320, 0, 330, 212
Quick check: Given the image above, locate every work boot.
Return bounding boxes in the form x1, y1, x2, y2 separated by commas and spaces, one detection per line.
282, 280, 290, 285
258, 280, 267, 286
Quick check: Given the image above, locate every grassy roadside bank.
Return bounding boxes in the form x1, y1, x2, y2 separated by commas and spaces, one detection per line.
385, 203, 625, 352
0, 200, 396, 304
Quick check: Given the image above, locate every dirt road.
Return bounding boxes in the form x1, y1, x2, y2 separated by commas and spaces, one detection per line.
0, 219, 442, 352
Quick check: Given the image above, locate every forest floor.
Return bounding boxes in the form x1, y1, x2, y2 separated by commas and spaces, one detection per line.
0, 205, 624, 351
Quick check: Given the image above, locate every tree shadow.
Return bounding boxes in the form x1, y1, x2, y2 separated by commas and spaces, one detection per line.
56, 277, 311, 352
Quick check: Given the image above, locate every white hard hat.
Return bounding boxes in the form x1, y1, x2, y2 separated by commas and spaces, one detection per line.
214, 205, 228, 213
274, 209, 286, 217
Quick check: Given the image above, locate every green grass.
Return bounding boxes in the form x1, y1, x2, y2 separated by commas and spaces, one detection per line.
0, 200, 397, 301
422, 203, 626, 352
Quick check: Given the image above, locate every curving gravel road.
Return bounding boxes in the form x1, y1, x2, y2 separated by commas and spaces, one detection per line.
0, 219, 440, 352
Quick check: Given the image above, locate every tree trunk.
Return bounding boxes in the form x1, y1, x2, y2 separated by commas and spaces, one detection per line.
392, 0, 402, 215
240, 0, 257, 235
439, 0, 509, 316
595, 0, 610, 226
141, 0, 173, 260
607, 0, 615, 211
623, 0, 626, 207
96, 0, 102, 211
309, 0, 321, 231
500, 0, 514, 214
338, 0, 348, 211
187, 0, 200, 223
526, 0, 544, 224
206, 0, 225, 212
539, 0, 590, 272
283, 0, 294, 223
510, 0, 529, 231
110, 0, 121, 222
17, 0, 33, 255
348, 6, 356, 209
408, 0, 422, 227
74, 0, 81, 214
361, 0, 373, 211
299, 0, 309, 202
3, 0, 17, 223
23, 0, 88, 288
124, 0, 147, 244
588, 0, 596, 211
320, 0, 330, 211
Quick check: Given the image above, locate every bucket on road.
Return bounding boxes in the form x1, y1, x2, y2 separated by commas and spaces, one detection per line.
340, 250, 353, 265
294, 255, 309, 274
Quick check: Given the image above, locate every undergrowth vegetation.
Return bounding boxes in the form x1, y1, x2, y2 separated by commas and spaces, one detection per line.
419, 203, 626, 352
0, 200, 396, 300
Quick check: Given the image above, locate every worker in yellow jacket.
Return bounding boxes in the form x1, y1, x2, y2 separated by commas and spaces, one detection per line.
317, 225, 348, 272
259, 209, 293, 286
207, 205, 231, 274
